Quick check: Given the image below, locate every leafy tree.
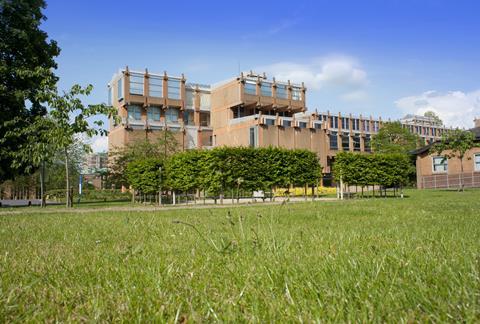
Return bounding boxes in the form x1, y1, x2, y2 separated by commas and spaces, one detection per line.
108, 133, 179, 188
372, 121, 419, 154
432, 129, 479, 191
0, 0, 60, 181
126, 158, 163, 197
424, 111, 443, 125
333, 152, 413, 196
41, 84, 116, 207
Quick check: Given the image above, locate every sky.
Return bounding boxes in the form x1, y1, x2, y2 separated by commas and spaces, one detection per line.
41, 0, 480, 152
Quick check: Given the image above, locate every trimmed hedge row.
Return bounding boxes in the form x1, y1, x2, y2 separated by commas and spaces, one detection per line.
332, 152, 414, 188
126, 147, 323, 195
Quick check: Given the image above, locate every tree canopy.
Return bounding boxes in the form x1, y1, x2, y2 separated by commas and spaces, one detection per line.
371, 121, 419, 154
0, 0, 60, 180
432, 129, 479, 191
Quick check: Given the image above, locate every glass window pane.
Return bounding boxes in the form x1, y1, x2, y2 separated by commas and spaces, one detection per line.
245, 81, 256, 95
330, 131, 338, 150
149, 76, 163, 97
117, 78, 123, 100
168, 79, 181, 99
165, 108, 179, 123
291, 87, 302, 100
129, 74, 144, 95
260, 83, 272, 96
276, 85, 287, 99
147, 106, 161, 121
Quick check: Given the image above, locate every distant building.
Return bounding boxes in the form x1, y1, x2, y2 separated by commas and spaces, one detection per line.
83, 152, 108, 175
413, 118, 480, 189
107, 67, 449, 180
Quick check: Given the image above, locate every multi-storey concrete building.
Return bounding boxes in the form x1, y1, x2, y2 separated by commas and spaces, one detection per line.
108, 67, 448, 177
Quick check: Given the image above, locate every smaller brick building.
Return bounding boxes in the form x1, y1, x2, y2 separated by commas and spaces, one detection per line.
413, 119, 480, 189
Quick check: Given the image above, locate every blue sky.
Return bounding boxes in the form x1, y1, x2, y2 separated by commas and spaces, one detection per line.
42, 0, 480, 151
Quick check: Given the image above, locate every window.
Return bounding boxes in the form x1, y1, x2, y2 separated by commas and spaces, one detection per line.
107, 86, 112, 105
265, 118, 275, 126
128, 105, 142, 121
330, 116, 338, 129
233, 106, 245, 119
117, 78, 123, 100
167, 79, 181, 99
291, 87, 302, 101
282, 120, 292, 128
147, 106, 161, 122
342, 133, 350, 151
249, 127, 257, 147
183, 110, 194, 125
200, 112, 210, 127
149, 76, 163, 97
244, 81, 256, 95
432, 156, 448, 172
475, 154, 480, 171
200, 93, 210, 110
373, 121, 380, 132
353, 134, 361, 151
364, 135, 371, 152
352, 119, 359, 131
341, 118, 349, 130
260, 82, 272, 96
165, 108, 179, 123
298, 122, 307, 129
129, 74, 144, 95
363, 120, 370, 132
276, 84, 287, 99
330, 131, 338, 150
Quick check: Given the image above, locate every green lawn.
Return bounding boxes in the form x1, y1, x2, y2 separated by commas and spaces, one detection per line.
1, 190, 479, 322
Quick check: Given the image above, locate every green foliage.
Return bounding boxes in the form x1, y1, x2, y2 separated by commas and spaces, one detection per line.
125, 158, 163, 195
166, 147, 323, 195
424, 111, 443, 125
432, 129, 478, 161
0, 0, 60, 180
1, 190, 480, 321
432, 129, 479, 191
108, 133, 179, 188
371, 121, 419, 154
333, 152, 413, 187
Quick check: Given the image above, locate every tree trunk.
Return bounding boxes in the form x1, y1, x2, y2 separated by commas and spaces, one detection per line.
65, 148, 71, 208
460, 158, 465, 192
40, 161, 46, 207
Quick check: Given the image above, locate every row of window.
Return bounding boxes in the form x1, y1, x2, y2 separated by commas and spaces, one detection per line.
329, 132, 371, 151
407, 125, 443, 136
327, 116, 379, 132
244, 81, 302, 100
126, 105, 210, 125
433, 154, 480, 172
118, 75, 183, 100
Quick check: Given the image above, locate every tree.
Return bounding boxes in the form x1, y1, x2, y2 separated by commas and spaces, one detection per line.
432, 129, 478, 191
0, 0, 60, 181
424, 111, 443, 125
42, 84, 117, 207
125, 158, 163, 201
371, 121, 419, 154
108, 133, 179, 189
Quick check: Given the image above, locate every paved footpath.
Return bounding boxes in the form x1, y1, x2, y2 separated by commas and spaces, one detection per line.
0, 197, 339, 215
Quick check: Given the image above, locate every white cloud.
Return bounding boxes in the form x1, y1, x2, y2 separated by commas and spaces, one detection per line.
395, 89, 480, 128
341, 90, 368, 102
259, 55, 369, 102
90, 135, 108, 153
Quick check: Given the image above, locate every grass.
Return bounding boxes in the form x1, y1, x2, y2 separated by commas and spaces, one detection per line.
1, 189, 479, 322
